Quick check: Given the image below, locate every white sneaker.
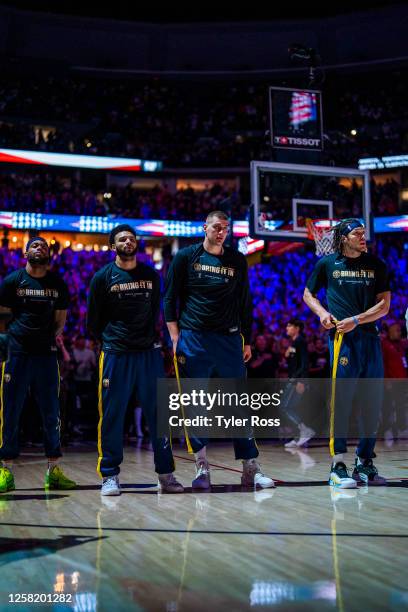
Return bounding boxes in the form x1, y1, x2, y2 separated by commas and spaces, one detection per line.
297, 425, 315, 447
241, 459, 275, 489
284, 439, 298, 448
101, 475, 121, 496
192, 460, 211, 490
329, 462, 357, 489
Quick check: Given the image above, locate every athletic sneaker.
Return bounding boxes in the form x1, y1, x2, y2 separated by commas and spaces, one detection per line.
296, 424, 315, 447
284, 425, 315, 448
352, 458, 387, 486
101, 475, 121, 496
192, 459, 211, 490
329, 462, 357, 489
241, 459, 275, 489
158, 473, 184, 494
45, 466, 77, 490
0, 467, 15, 494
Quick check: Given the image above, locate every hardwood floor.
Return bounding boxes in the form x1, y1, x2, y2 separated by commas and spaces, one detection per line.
0, 440, 407, 611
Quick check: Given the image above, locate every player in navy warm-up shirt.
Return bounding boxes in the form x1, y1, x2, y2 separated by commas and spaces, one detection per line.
0, 236, 76, 493
304, 218, 391, 489
87, 224, 183, 496
164, 210, 275, 490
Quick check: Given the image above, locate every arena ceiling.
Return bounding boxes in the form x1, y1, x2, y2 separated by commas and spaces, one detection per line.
0, 0, 406, 22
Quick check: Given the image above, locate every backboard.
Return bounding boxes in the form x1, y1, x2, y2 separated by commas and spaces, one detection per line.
250, 161, 371, 242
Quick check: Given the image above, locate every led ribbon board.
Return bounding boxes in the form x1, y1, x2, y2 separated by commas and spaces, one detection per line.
0, 148, 162, 172
0, 213, 403, 237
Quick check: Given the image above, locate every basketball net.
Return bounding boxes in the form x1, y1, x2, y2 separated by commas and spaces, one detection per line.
306, 219, 338, 257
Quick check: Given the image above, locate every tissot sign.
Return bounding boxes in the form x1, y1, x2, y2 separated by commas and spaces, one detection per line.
269, 87, 323, 151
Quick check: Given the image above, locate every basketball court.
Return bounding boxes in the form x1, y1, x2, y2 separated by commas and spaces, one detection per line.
1, 440, 407, 611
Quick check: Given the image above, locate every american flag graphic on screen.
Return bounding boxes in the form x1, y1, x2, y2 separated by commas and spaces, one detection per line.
289, 92, 317, 129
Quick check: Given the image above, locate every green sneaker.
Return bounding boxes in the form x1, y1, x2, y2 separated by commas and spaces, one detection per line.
45, 465, 77, 490
0, 467, 15, 493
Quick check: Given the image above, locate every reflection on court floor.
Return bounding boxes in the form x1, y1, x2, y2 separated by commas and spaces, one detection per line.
0, 441, 407, 611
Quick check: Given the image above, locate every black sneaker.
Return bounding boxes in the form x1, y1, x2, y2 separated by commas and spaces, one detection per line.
352, 458, 387, 486
329, 462, 357, 489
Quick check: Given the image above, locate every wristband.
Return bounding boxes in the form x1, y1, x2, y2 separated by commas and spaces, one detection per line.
352, 316, 359, 326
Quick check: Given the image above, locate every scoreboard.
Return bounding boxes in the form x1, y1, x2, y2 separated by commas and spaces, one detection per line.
269, 86, 323, 151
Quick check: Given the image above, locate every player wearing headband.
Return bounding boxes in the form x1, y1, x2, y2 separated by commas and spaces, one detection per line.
303, 219, 391, 488
0, 236, 76, 493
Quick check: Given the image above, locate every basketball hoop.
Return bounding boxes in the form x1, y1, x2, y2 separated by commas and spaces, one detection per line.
306, 219, 338, 257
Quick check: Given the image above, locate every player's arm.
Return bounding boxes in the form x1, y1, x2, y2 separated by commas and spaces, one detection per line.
54, 310, 67, 337
336, 291, 391, 333
239, 256, 253, 363
163, 251, 187, 352
303, 258, 335, 330
303, 287, 335, 330
54, 276, 70, 338
151, 271, 161, 326
336, 259, 391, 333
87, 273, 105, 340
0, 275, 14, 320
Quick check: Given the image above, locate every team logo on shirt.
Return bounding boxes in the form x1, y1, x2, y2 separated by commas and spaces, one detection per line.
340, 357, 349, 366
110, 281, 153, 292
332, 269, 375, 280
16, 288, 59, 298
3, 373, 11, 383
102, 378, 110, 388
177, 355, 186, 365
193, 263, 235, 277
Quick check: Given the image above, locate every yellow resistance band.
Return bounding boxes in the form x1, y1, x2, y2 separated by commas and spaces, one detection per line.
173, 352, 193, 454
329, 323, 344, 457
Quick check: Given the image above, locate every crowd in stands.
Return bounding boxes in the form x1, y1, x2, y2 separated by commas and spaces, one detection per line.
0, 171, 402, 219
0, 235, 406, 442
0, 69, 407, 167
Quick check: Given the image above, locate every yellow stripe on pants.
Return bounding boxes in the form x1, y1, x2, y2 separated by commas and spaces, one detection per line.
96, 351, 105, 477
329, 330, 344, 457
173, 353, 193, 454
0, 362, 5, 449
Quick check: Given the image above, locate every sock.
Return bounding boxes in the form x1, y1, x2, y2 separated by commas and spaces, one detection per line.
47, 458, 59, 471
194, 447, 207, 463
332, 453, 344, 466
2, 460, 13, 472
134, 406, 143, 437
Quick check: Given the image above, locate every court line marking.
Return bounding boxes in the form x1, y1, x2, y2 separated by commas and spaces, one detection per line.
0, 522, 406, 537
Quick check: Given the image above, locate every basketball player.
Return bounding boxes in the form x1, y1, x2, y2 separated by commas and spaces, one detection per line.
87, 224, 183, 495
303, 219, 390, 488
283, 319, 315, 448
164, 211, 274, 489
0, 237, 76, 493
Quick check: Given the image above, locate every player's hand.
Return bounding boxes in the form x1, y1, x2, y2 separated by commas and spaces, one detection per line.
171, 335, 179, 354
243, 345, 252, 362
55, 334, 64, 348
320, 313, 336, 329
296, 382, 305, 394
335, 317, 358, 334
